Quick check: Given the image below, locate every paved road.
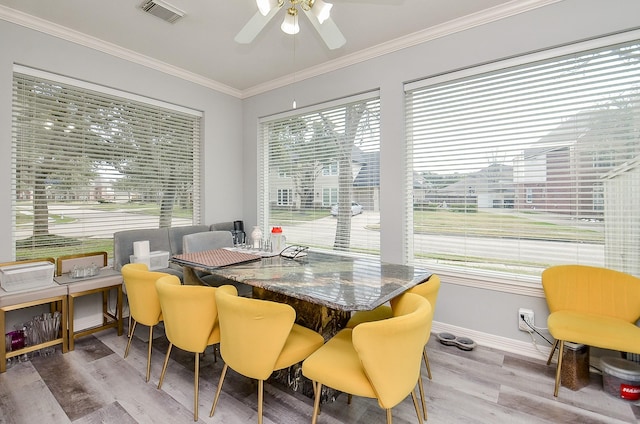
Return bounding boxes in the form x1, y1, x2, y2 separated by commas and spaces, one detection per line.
16, 205, 604, 268
282, 211, 605, 268
15, 205, 192, 239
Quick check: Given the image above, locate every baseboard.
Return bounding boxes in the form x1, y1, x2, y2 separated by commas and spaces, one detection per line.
431, 321, 551, 361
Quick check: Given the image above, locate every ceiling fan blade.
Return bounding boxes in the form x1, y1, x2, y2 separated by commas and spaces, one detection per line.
234, 7, 280, 44
302, 10, 346, 50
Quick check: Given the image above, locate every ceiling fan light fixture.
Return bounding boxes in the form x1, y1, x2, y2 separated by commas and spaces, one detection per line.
311, 0, 332, 24
256, 0, 281, 16
281, 8, 299, 35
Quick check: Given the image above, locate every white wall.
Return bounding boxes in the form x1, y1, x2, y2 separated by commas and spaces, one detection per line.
0, 19, 243, 329
241, 0, 640, 357
1, 0, 639, 357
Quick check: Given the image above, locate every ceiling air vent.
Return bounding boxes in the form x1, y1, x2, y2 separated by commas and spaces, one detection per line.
141, 0, 185, 23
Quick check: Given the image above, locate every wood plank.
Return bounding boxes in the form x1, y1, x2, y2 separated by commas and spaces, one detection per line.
1, 323, 638, 423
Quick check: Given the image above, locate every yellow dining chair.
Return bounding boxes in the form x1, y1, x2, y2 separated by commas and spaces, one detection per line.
209, 286, 324, 424
121, 263, 169, 382
155, 275, 224, 421
542, 264, 640, 397
303, 292, 432, 424
346, 274, 440, 418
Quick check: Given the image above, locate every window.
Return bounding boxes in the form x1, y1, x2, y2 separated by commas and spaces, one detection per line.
322, 188, 338, 207
525, 188, 533, 204
322, 162, 338, 176
406, 38, 640, 279
277, 189, 293, 206
258, 93, 380, 255
12, 67, 201, 261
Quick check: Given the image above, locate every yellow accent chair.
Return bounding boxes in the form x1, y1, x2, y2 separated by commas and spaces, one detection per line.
155, 275, 224, 421
542, 265, 640, 397
302, 292, 433, 424
121, 263, 169, 382
346, 274, 440, 418
209, 286, 324, 424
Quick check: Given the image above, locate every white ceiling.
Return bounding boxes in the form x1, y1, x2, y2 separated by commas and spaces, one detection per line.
0, 0, 559, 97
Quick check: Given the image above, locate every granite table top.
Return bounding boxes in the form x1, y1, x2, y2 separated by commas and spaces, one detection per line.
171, 250, 432, 312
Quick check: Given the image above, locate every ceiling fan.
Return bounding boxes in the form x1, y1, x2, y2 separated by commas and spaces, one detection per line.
235, 0, 346, 50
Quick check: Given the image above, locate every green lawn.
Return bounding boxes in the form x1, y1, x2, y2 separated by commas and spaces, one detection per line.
269, 208, 331, 223
412, 209, 603, 243
15, 201, 193, 260
15, 203, 603, 262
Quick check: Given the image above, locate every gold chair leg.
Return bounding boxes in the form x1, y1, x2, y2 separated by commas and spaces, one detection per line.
386, 408, 393, 424
146, 325, 154, 382
311, 382, 322, 424
193, 353, 199, 421
417, 373, 427, 420
553, 340, 564, 397
210, 363, 228, 417
258, 379, 264, 424
311, 379, 322, 415
347, 394, 352, 404
411, 389, 424, 424
158, 343, 173, 389
124, 320, 137, 358
547, 339, 559, 365
423, 347, 432, 380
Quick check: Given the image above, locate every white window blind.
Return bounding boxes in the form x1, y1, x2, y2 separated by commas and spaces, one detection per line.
258, 94, 380, 256
405, 38, 640, 278
12, 70, 201, 261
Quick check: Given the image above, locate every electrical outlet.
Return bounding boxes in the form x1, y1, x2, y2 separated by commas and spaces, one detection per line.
518, 308, 534, 331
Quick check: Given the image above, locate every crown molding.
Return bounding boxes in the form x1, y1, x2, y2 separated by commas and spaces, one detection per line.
0, 4, 242, 98
1, 0, 561, 100
241, 0, 563, 98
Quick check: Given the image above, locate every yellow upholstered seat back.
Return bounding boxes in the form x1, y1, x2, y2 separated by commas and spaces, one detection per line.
391, 274, 440, 317
352, 293, 432, 409
155, 275, 221, 353
542, 265, 640, 323
214, 287, 296, 381
121, 263, 169, 326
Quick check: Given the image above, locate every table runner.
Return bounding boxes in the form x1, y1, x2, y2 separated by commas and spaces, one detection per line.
172, 249, 261, 269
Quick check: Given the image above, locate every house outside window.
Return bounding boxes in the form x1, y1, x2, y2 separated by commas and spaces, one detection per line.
258, 93, 381, 255
405, 38, 640, 278
11, 67, 201, 260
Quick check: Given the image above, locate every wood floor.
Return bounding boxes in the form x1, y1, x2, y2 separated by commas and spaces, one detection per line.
1, 323, 638, 423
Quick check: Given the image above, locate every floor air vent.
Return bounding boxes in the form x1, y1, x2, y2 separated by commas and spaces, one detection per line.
141, 0, 184, 23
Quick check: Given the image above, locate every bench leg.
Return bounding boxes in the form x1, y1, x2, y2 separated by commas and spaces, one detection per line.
67, 295, 75, 352
1, 309, 6, 373
117, 285, 123, 336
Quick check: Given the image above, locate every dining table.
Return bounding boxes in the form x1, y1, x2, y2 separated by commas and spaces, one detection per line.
170, 247, 433, 401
